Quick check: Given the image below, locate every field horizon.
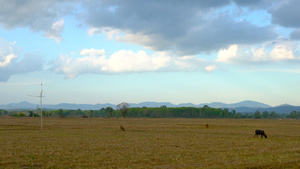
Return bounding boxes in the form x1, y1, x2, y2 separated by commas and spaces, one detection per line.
0, 117, 299, 168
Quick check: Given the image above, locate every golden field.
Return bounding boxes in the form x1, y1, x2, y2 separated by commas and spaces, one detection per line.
0, 117, 299, 168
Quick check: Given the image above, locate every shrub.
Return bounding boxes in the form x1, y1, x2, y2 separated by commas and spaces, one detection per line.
18, 113, 26, 117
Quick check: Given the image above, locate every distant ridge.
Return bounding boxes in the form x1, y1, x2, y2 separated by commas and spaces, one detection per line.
0, 100, 299, 114
130, 102, 175, 108
131, 100, 271, 109
46, 103, 116, 110
227, 100, 271, 108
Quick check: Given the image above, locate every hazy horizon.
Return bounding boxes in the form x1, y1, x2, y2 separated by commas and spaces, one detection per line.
1, 1, 300, 106
1, 100, 297, 108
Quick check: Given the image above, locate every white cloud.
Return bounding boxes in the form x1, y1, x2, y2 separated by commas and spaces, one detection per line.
44, 19, 64, 43
0, 54, 17, 67
270, 44, 295, 60
216, 41, 300, 64
216, 45, 238, 62
205, 65, 217, 72
80, 48, 105, 56
53, 49, 207, 79
0, 39, 44, 82
88, 27, 101, 36
104, 50, 170, 72
1, 1, 295, 56
251, 47, 268, 62
0, 39, 19, 68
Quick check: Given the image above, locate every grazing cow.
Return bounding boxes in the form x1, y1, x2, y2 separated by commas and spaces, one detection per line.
206, 124, 209, 129
120, 125, 125, 131
254, 130, 267, 138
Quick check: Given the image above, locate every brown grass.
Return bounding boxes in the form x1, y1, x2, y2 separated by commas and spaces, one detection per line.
0, 117, 299, 168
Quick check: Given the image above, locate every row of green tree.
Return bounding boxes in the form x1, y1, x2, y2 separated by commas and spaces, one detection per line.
126, 106, 300, 119
1, 106, 300, 119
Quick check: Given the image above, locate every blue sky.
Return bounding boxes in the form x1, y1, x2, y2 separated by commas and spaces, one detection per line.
0, 0, 300, 106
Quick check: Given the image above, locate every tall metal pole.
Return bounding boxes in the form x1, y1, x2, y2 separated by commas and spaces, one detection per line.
40, 82, 43, 131
28, 82, 45, 131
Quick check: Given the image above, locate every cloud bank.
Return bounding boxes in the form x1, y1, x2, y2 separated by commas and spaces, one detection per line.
82, 0, 278, 55
216, 40, 300, 64
53, 49, 209, 79
1, 0, 300, 80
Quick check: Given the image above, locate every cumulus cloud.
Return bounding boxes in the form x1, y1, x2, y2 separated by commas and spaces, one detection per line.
269, 0, 300, 28
81, 0, 278, 55
53, 49, 208, 79
43, 19, 64, 43
0, 0, 77, 29
268, 0, 300, 41
0, 39, 19, 68
270, 44, 295, 60
0, 39, 44, 82
1, 0, 293, 54
2, 1, 298, 53
94, 17, 277, 55
0, 54, 17, 67
290, 29, 300, 40
0, 0, 75, 42
216, 45, 238, 62
1, 0, 299, 74
216, 40, 299, 64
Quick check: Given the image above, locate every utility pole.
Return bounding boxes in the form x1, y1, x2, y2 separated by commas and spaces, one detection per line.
28, 82, 45, 131
40, 82, 43, 131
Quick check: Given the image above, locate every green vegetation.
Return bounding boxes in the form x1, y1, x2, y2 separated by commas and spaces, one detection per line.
127, 106, 299, 119
0, 117, 299, 168
105, 107, 114, 117
1, 106, 300, 119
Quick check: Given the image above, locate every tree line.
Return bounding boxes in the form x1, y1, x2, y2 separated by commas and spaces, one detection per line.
1, 105, 300, 119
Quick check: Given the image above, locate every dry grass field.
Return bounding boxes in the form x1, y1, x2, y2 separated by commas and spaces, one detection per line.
0, 117, 299, 168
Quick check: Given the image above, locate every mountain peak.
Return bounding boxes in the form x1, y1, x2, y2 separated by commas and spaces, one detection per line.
233, 100, 271, 108
276, 104, 293, 107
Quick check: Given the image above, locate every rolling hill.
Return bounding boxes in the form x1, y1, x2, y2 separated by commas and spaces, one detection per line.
0, 101, 299, 114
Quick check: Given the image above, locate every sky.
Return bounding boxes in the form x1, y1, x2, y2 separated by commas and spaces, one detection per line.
0, 0, 300, 106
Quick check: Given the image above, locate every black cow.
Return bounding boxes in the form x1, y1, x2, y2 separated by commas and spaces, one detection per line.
254, 130, 267, 138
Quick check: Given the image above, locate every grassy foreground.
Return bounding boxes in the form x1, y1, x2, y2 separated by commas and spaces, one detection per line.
0, 117, 299, 168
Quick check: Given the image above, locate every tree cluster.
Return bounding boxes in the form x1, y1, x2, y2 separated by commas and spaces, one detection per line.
1, 106, 300, 119
127, 106, 239, 118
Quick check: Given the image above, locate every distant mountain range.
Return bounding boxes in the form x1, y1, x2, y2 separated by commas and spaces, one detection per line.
0, 100, 299, 114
